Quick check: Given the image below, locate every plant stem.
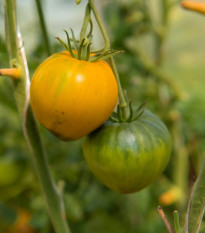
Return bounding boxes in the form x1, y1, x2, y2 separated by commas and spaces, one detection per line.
181, 0, 205, 15
4, 1, 70, 233
108, 57, 129, 119
35, 0, 51, 56
158, 206, 174, 233
80, 3, 91, 42
89, 0, 129, 120
0, 68, 20, 79
174, 211, 181, 233
154, 0, 169, 66
25, 107, 71, 233
89, 0, 109, 52
4, 0, 17, 60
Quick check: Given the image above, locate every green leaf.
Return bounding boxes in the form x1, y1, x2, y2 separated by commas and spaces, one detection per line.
185, 156, 205, 233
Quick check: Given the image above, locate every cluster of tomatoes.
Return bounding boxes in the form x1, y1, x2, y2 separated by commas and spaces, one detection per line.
30, 47, 172, 194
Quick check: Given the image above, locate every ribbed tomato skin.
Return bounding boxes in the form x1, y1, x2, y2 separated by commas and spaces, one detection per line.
30, 51, 118, 141
83, 110, 172, 194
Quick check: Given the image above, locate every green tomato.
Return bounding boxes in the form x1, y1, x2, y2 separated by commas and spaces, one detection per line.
83, 109, 172, 194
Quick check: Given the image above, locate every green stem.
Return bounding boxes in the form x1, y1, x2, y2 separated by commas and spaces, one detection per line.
153, 0, 169, 66
80, 3, 91, 42
4, 0, 17, 60
35, 0, 51, 56
25, 107, 71, 233
89, 0, 109, 52
89, 0, 129, 120
109, 57, 129, 119
174, 211, 181, 233
4, 1, 70, 233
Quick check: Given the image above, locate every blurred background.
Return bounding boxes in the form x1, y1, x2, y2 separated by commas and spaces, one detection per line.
0, 0, 205, 232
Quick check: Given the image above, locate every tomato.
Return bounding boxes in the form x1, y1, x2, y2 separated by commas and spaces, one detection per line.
83, 109, 172, 194
30, 51, 118, 141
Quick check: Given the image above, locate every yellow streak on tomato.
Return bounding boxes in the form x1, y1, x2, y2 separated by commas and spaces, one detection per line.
30, 51, 118, 140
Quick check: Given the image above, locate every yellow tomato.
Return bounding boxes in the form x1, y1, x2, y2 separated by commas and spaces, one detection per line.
30, 51, 118, 141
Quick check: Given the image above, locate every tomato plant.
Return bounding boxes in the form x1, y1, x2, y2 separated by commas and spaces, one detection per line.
83, 109, 172, 194
30, 51, 118, 141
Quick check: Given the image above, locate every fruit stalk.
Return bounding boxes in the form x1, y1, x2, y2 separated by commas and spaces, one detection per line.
80, 3, 91, 42
35, 0, 51, 56
89, 0, 129, 120
4, 1, 70, 233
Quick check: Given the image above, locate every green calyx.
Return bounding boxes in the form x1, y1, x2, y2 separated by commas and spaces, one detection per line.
110, 99, 150, 123
56, 2, 123, 62
56, 28, 122, 62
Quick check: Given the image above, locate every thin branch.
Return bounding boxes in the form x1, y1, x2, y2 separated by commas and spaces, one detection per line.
4, 1, 71, 233
174, 211, 181, 233
181, 1, 205, 15
35, 0, 51, 56
158, 206, 174, 233
0, 68, 20, 79
89, 0, 110, 52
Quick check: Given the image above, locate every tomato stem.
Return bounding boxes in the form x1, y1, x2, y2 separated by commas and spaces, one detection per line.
174, 211, 181, 233
89, 0, 129, 120
0, 68, 21, 79
80, 3, 91, 43
4, 1, 71, 233
35, 0, 51, 56
108, 57, 129, 120
181, 0, 205, 15
89, 0, 109, 53
87, 20, 93, 39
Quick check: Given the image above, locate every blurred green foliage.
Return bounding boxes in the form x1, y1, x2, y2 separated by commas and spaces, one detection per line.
0, 0, 205, 232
